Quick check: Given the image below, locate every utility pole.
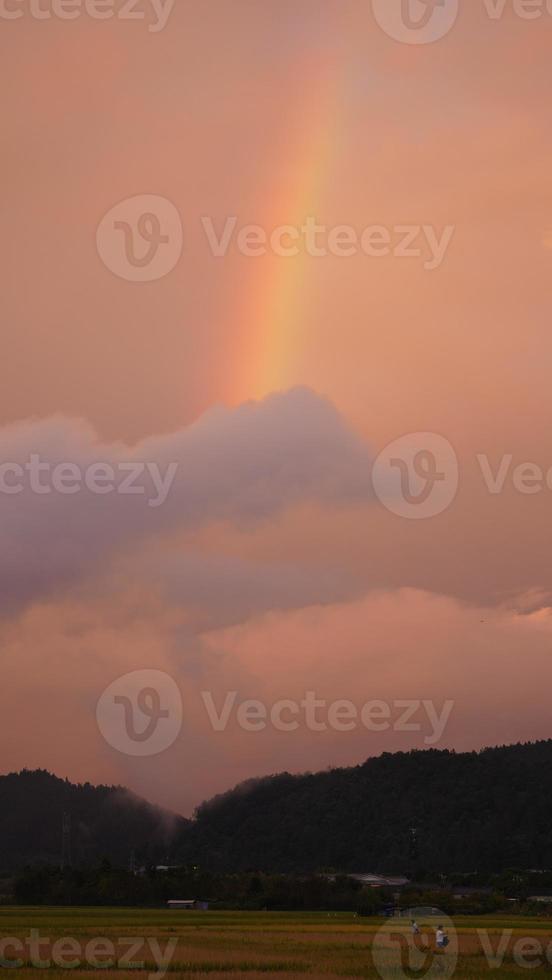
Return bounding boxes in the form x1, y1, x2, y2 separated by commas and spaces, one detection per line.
61, 812, 71, 870
409, 827, 419, 875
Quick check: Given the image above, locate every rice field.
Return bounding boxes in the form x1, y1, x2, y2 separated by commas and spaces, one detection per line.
2, 906, 552, 978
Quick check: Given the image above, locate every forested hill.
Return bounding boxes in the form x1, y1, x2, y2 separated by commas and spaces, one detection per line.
0, 769, 187, 870
3, 741, 552, 873
175, 741, 552, 874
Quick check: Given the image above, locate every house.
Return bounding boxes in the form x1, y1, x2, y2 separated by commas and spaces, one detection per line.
349, 874, 410, 889
452, 886, 493, 898
402, 906, 443, 919
167, 899, 209, 911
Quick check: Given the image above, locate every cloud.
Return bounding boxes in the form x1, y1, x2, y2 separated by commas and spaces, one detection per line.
190, 588, 552, 799
146, 552, 359, 631
3, 585, 552, 815
0, 388, 372, 610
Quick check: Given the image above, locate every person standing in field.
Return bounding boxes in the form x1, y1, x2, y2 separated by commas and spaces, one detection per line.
435, 925, 448, 951
411, 919, 431, 956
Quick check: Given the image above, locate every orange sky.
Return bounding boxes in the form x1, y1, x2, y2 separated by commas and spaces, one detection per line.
2, 0, 552, 813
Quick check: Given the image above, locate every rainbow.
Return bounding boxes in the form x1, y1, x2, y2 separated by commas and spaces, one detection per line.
232, 52, 346, 402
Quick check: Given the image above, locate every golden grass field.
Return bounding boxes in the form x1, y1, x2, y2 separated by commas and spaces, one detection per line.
2, 906, 552, 978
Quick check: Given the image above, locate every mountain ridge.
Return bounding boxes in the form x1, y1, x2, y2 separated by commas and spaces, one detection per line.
0, 767, 187, 870
3, 739, 552, 873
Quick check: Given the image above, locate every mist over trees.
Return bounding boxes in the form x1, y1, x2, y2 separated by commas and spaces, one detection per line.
175, 741, 552, 874
0, 769, 186, 870
3, 741, 552, 877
